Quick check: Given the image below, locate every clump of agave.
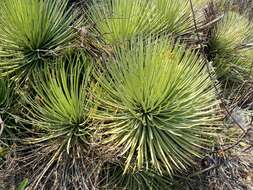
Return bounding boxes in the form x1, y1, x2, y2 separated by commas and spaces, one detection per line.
10, 55, 97, 189
0, 0, 80, 80
88, 0, 206, 45
93, 37, 219, 175
208, 8, 253, 83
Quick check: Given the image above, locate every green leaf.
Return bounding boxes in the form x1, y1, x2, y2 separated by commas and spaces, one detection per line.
0, 146, 7, 157
18, 178, 29, 190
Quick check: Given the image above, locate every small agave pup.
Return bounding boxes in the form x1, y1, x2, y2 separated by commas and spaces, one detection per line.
16, 55, 96, 189
88, 0, 203, 45
93, 37, 220, 175
0, 0, 80, 81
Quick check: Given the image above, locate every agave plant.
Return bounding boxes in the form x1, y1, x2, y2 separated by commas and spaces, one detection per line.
209, 11, 253, 54
208, 10, 253, 82
0, 0, 80, 81
93, 37, 219, 175
88, 0, 204, 45
14, 54, 96, 189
